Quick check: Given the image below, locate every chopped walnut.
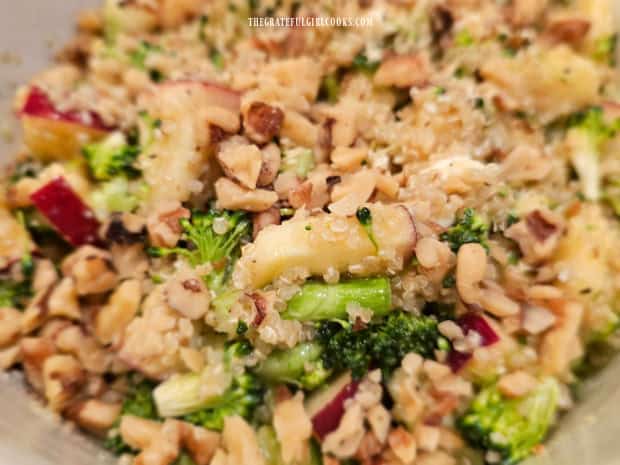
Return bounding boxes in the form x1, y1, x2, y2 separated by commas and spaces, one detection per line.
289, 180, 313, 209
0, 307, 23, 347
67, 399, 122, 433
388, 426, 417, 465
32, 259, 58, 293
539, 299, 583, 376
244, 101, 285, 144
54, 324, 111, 374
222, 416, 266, 465
147, 201, 191, 248
217, 137, 263, 190
505, 209, 564, 264
48, 277, 81, 320
42, 354, 85, 412
21, 337, 56, 392
274, 392, 313, 464
61, 246, 118, 295
498, 370, 538, 398
374, 54, 431, 88
252, 208, 281, 239
331, 146, 367, 172
165, 268, 211, 320
322, 402, 366, 459
215, 177, 278, 212
120, 415, 163, 450
546, 18, 590, 45
508, 0, 548, 26
95, 279, 142, 345
257, 143, 282, 187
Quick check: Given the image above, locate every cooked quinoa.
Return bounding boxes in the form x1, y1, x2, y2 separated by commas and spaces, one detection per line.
2, 0, 620, 464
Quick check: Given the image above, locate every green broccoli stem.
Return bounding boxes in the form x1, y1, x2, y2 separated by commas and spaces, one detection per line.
282, 277, 392, 322
254, 341, 331, 390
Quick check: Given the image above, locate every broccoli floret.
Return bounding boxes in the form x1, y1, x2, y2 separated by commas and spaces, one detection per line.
182, 372, 263, 430
440, 208, 489, 252
565, 107, 620, 200
90, 177, 142, 216
148, 208, 251, 293
255, 341, 332, 390
153, 340, 262, 430
351, 53, 380, 73
82, 132, 140, 181
316, 311, 440, 380
104, 378, 159, 454
0, 254, 34, 309
282, 277, 392, 322
457, 378, 559, 465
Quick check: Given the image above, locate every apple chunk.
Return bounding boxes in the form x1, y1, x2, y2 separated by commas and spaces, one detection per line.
305, 372, 359, 440
236, 203, 416, 288
30, 177, 100, 246
19, 87, 111, 161
138, 81, 241, 207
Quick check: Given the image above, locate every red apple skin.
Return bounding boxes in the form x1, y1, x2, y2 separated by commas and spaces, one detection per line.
447, 312, 499, 372
21, 87, 112, 130
160, 80, 241, 113
19, 87, 111, 160
30, 177, 100, 247
305, 372, 360, 440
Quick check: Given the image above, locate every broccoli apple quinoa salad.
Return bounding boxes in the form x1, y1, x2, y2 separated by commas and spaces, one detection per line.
1, 0, 620, 464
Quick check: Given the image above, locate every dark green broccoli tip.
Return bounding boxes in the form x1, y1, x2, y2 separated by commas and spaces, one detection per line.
224, 339, 253, 361
440, 208, 489, 252
457, 378, 559, 465
82, 135, 141, 181
356, 206, 377, 249
236, 320, 249, 335
352, 53, 380, 73
283, 277, 392, 322
183, 373, 263, 431
316, 311, 440, 380
356, 206, 371, 225
255, 341, 332, 390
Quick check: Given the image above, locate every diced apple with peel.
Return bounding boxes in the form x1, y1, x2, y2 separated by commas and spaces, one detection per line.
305, 372, 359, 440
19, 87, 111, 161
236, 203, 416, 288
138, 81, 241, 207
